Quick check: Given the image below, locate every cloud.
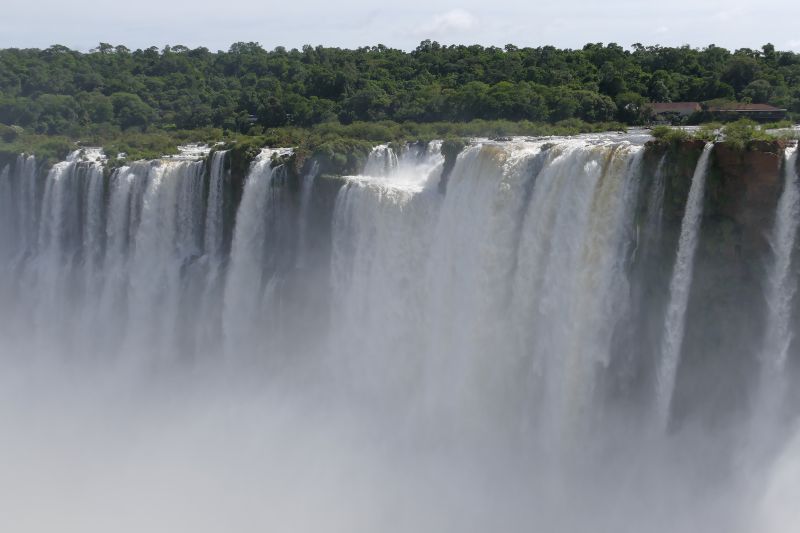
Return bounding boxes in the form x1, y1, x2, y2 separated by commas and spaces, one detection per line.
655, 26, 669, 34
417, 9, 478, 36
711, 6, 747, 21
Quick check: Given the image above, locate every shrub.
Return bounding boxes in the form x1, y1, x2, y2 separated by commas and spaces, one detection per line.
693, 123, 722, 143
721, 119, 772, 150
651, 126, 690, 144
0, 123, 19, 143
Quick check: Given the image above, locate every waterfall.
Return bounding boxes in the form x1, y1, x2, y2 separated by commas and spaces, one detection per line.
2, 136, 800, 532
222, 149, 293, 357
204, 150, 228, 262
363, 144, 399, 176
0, 151, 230, 359
98, 162, 149, 330
762, 145, 800, 376
0, 162, 16, 323
750, 145, 800, 433
20, 153, 107, 351
82, 163, 106, 285
196, 150, 230, 351
0, 163, 12, 262
362, 142, 443, 187
655, 142, 713, 432
123, 159, 206, 360
642, 154, 668, 256
296, 161, 319, 269
329, 139, 643, 442
14, 154, 39, 259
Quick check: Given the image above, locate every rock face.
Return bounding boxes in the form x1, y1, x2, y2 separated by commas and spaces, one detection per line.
663, 140, 786, 425
709, 141, 785, 258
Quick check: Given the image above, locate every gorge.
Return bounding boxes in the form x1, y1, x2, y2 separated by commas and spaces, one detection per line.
1, 132, 799, 532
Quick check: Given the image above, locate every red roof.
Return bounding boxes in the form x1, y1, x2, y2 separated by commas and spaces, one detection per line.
649, 102, 701, 113
708, 103, 786, 111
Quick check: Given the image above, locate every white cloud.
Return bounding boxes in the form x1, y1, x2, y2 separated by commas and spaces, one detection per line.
417, 9, 478, 36
2, 0, 799, 51
655, 26, 669, 34
711, 6, 747, 21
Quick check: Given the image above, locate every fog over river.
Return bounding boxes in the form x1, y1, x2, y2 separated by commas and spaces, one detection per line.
1, 134, 799, 532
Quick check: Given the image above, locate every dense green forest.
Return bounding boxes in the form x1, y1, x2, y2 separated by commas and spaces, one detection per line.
1, 41, 799, 137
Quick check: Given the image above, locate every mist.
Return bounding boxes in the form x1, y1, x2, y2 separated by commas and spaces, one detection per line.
1, 136, 799, 532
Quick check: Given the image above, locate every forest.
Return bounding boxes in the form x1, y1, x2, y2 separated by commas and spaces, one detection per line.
1, 41, 799, 132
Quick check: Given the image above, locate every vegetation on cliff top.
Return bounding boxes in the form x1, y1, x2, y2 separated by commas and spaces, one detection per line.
0, 117, 628, 167
1, 41, 799, 139
3, 41, 800, 166
651, 119, 796, 150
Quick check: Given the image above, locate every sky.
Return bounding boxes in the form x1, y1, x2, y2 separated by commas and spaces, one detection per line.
2, 0, 799, 52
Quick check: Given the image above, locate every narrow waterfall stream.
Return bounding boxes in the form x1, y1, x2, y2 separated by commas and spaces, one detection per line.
656, 142, 713, 432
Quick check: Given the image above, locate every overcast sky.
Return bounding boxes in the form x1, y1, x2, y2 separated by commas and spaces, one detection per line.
2, 0, 799, 52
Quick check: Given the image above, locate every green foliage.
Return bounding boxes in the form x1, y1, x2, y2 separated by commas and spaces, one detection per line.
76, 91, 114, 123
110, 92, 156, 130
1, 116, 631, 171
693, 122, 722, 142
441, 138, 467, 159
1, 41, 797, 138
741, 79, 773, 103
763, 120, 794, 130
0, 123, 19, 142
310, 139, 374, 175
615, 92, 652, 124
102, 130, 180, 161
721, 119, 773, 149
647, 120, 789, 151
650, 126, 690, 144
36, 137, 73, 162
35, 94, 79, 134
226, 136, 267, 179
440, 137, 468, 181
0, 129, 72, 165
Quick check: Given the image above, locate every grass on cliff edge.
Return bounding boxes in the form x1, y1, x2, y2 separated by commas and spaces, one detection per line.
0, 118, 627, 166
651, 120, 798, 149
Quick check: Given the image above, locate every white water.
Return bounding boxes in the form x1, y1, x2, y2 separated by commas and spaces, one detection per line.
0, 137, 797, 533
362, 141, 444, 188
745, 145, 800, 462
223, 148, 293, 358
761, 146, 800, 378
204, 150, 228, 262
0, 163, 13, 262
296, 160, 319, 269
642, 154, 668, 255
362, 143, 399, 176
655, 142, 713, 432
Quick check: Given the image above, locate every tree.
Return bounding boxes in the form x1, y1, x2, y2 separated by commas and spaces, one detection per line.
574, 91, 617, 122
0, 96, 40, 126
76, 91, 113, 123
448, 81, 490, 121
722, 56, 759, 93
0, 123, 19, 142
615, 92, 651, 124
111, 92, 156, 129
741, 79, 773, 104
35, 94, 78, 134
1, 41, 800, 134
339, 82, 391, 122
548, 91, 579, 122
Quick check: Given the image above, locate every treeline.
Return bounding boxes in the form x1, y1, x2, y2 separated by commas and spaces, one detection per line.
1, 41, 799, 136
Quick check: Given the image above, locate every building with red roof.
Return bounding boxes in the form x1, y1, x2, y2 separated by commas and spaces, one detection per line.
707, 103, 787, 122
648, 102, 702, 124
